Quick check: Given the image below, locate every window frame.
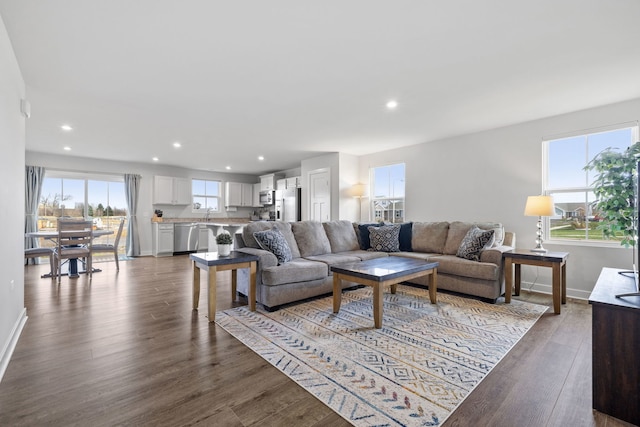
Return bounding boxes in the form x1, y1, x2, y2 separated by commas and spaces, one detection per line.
191, 178, 222, 213
543, 123, 639, 247
369, 162, 406, 224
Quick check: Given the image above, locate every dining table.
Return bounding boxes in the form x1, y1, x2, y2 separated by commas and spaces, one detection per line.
25, 229, 114, 278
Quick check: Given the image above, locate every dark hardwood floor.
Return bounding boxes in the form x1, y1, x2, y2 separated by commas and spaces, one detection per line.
0, 255, 635, 426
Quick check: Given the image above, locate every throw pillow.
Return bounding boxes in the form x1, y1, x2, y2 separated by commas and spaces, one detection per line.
456, 226, 495, 261
253, 228, 292, 264
398, 222, 413, 252
357, 222, 381, 250
368, 224, 401, 252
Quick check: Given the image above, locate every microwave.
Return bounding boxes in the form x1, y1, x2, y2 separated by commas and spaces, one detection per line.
259, 190, 274, 205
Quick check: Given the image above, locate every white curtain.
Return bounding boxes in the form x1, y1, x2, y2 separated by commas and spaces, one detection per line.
124, 174, 141, 257
25, 165, 45, 263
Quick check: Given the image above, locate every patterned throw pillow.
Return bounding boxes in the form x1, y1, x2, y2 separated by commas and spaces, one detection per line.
253, 228, 293, 264
456, 226, 495, 261
367, 224, 401, 252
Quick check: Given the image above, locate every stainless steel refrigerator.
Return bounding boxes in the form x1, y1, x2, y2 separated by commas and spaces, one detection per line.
274, 187, 301, 222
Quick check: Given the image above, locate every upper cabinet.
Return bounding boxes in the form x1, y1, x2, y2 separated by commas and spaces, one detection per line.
260, 173, 284, 192
153, 176, 191, 205
225, 182, 254, 207
252, 183, 262, 207
276, 176, 301, 190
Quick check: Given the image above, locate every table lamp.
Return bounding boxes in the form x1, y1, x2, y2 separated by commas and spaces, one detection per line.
524, 195, 555, 253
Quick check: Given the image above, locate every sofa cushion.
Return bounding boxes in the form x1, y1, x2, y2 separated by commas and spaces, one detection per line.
456, 226, 495, 261
304, 253, 362, 269
261, 258, 328, 286
337, 250, 389, 261
444, 221, 504, 254
253, 228, 293, 264
356, 222, 381, 249
242, 221, 301, 258
291, 221, 332, 257
430, 254, 498, 281
368, 224, 401, 252
323, 220, 360, 253
411, 222, 449, 253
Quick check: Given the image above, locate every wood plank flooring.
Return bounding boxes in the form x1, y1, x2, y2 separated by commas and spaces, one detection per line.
0, 255, 635, 426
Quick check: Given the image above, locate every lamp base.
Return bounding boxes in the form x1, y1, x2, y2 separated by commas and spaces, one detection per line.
530, 247, 548, 253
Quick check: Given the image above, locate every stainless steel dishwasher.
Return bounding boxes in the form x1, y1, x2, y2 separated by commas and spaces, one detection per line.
173, 223, 199, 254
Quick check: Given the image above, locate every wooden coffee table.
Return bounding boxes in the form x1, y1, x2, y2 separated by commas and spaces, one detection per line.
190, 251, 259, 322
331, 257, 439, 329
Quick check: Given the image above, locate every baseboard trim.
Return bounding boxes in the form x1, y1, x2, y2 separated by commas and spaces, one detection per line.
522, 281, 591, 301
0, 308, 28, 383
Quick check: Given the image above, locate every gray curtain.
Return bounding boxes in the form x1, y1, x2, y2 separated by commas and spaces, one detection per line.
124, 174, 141, 257
25, 165, 46, 263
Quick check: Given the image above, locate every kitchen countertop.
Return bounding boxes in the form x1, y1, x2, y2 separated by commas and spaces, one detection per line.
151, 218, 250, 226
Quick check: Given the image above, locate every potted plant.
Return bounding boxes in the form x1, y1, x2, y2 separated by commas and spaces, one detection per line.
584, 141, 640, 247
216, 232, 233, 256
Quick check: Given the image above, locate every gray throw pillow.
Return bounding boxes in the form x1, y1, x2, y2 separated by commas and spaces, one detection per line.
456, 226, 495, 261
368, 224, 401, 252
253, 228, 292, 264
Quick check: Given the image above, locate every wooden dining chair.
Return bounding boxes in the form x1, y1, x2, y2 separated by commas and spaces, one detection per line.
55, 219, 94, 283
24, 247, 56, 279
91, 218, 125, 271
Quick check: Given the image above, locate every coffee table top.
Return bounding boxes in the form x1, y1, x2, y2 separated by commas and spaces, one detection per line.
190, 251, 258, 266
331, 256, 438, 282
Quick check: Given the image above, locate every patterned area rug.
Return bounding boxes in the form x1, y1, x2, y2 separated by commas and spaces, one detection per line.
215, 285, 547, 426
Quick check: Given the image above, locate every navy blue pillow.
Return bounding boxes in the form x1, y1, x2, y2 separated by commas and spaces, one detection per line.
357, 223, 380, 250
399, 222, 413, 252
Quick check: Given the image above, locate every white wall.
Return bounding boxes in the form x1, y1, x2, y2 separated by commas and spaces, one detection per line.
0, 14, 26, 380
25, 152, 260, 256
359, 97, 640, 299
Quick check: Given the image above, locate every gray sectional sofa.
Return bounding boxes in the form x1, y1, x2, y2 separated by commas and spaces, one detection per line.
235, 220, 515, 311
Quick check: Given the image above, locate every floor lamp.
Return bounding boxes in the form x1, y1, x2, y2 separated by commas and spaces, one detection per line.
351, 183, 367, 222
524, 195, 555, 253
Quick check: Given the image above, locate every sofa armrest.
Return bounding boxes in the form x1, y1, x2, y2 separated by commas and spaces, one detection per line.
235, 247, 278, 269
480, 244, 514, 265
502, 231, 515, 248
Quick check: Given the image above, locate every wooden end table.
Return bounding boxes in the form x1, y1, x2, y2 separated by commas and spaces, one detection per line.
331, 257, 438, 329
190, 251, 259, 322
503, 249, 569, 314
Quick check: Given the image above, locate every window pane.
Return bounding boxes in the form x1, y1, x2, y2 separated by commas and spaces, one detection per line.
371, 163, 405, 223
548, 136, 586, 189
192, 179, 205, 195
61, 178, 85, 217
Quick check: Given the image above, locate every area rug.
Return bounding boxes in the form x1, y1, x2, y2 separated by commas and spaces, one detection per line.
215, 285, 547, 426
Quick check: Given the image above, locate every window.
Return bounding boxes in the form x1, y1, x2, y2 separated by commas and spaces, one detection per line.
39, 172, 128, 260
192, 179, 221, 213
370, 163, 405, 223
544, 124, 638, 244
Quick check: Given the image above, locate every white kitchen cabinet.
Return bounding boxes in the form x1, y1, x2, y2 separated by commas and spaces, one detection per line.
152, 222, 174, 257
197, 225, 211, 252
260, 173, 283, 192
286, 176, 301, 188
276, 178, 287, 191
153, 176, 191, 205
252, 183, 262, 207
225, 182, 254, 207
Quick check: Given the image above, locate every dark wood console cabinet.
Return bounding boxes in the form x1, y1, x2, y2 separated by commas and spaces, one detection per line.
589, 267, 640, 426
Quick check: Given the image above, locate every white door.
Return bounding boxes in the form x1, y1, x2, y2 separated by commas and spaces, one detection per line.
309, 169, 330, 222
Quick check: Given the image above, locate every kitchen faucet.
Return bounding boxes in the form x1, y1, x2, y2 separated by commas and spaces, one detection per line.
205, 207, 214, 222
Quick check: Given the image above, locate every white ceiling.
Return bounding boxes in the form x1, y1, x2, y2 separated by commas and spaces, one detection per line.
2, 1, 640, 175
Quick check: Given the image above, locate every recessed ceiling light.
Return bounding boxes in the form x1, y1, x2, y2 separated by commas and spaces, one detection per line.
386, 100, 398, 110
61, 124, 73, 131
152, 157, 159, 162
225, 166, 231, 170
258, 156, 265, 161
63, 146, 71, 151
173, 141, 181, 148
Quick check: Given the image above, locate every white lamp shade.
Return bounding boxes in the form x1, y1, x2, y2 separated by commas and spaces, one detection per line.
351, 183, 367, 198
524, 195, 554, 216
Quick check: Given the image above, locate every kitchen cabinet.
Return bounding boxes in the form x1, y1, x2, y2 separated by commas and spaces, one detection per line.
198, 225, 212, 252
152, 223, 174, 257
153, 176, 191, 205
286, 176, 301, 188
225, 182, 253, 207
252, 183, 262, 207
260, 173, 283, 192
276, 178, 287, 191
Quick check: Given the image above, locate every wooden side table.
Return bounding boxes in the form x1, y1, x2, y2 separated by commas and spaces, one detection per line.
190, 251, 259, 322
503, 249, 569, 314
